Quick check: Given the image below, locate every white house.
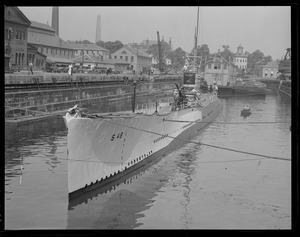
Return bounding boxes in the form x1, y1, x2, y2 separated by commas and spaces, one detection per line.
111, 46, 152, 73
232, 44, 248, 70
204, 53, 238, 86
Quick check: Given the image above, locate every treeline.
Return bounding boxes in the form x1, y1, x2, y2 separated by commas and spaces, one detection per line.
192, 44, 273, 76
66, 39, 273, 76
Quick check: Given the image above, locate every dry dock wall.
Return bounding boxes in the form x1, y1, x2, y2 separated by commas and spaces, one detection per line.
5, 74, 180, 117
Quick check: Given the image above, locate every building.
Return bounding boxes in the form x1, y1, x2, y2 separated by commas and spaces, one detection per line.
141, 36, 172, 49
111, 46, 152, 73
262, 61, 279, 79
27, 21, 75, 68
27, 43, 47, 70
72, 54, 113, 70
4, 6, 31, 70
72, 54, 130, 72
150, 54, 172, 70
232, 44, 248, 70
204, 53, 238, 86
67, 43, 109, 60
142, 38, 157, 49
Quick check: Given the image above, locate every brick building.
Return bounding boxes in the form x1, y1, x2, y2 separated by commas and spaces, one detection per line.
262, 61, 279, 78
27, 21, 75, 68
4, 6, 31, 70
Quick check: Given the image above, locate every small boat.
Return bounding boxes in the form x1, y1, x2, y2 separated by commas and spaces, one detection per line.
241, 105, 251, 117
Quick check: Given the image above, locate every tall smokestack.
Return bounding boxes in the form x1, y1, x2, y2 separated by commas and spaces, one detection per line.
95, 14, 101, 43
51, 7, 59, 36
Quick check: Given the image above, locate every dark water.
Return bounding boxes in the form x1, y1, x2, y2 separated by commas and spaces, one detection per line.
5, 91, 291, 229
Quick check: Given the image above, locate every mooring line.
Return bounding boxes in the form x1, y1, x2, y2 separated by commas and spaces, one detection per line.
99, 118, 290, 161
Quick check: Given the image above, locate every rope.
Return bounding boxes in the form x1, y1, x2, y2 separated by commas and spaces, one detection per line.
98, 118, 290, 161
163, 119, 291, 125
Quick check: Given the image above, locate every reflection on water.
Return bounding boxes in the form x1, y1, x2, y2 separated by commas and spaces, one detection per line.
5, 93, 291, 229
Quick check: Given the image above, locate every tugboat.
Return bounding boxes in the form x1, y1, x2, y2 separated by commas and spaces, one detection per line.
63, 8, 223, 199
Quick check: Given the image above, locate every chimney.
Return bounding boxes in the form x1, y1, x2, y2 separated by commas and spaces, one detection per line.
51, 7, 59, 36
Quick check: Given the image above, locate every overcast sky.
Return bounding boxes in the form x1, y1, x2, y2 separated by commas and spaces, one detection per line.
19, 6, 291, 60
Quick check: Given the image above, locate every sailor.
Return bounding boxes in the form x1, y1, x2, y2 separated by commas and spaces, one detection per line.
180, 87, 186, 95
191, 87, 198, 94
68, 104, 79, 115
207, 84, 211, 92
173, 89, 179, 107
174, 88, 179, 97
68, 64, 73, 76
213, 83, 218, 95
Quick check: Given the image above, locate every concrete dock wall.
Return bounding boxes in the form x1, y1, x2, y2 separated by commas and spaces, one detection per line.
4, 73, 181, 85
5, 79, 180, 117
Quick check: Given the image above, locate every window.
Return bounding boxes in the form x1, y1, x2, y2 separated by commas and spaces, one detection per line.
120, 56, 123, 59
16, 30, 19, 39
125, 56, 128, 61
114, 56, 117, 59
121, 51, 127, 54
23, 31, 25, 40
214, 64, 217, 69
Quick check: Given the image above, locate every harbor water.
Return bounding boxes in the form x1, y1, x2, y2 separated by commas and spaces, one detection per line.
5, 90, 291, 229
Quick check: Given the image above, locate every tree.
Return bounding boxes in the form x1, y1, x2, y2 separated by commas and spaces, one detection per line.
220, 45, 234, 63
246, 50, 272, 76
146, 41, 171, 60
66, 39, 92, 44
247, 50, 264, 76
194, 44, 210, 72
96, 40, 124, 53
168, 47, 186, 71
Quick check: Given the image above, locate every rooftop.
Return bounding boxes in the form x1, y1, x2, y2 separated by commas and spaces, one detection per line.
124, 46, 151, 58
263, 61, 279, 68
29, 21, 55, 33
27, 31, 72, 49
66, 43, 109, 52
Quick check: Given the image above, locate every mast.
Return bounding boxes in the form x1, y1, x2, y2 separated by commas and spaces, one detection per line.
193, 7, 200, 69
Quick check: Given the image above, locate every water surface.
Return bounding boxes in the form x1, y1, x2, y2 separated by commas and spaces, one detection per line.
5, 92, 291, 229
